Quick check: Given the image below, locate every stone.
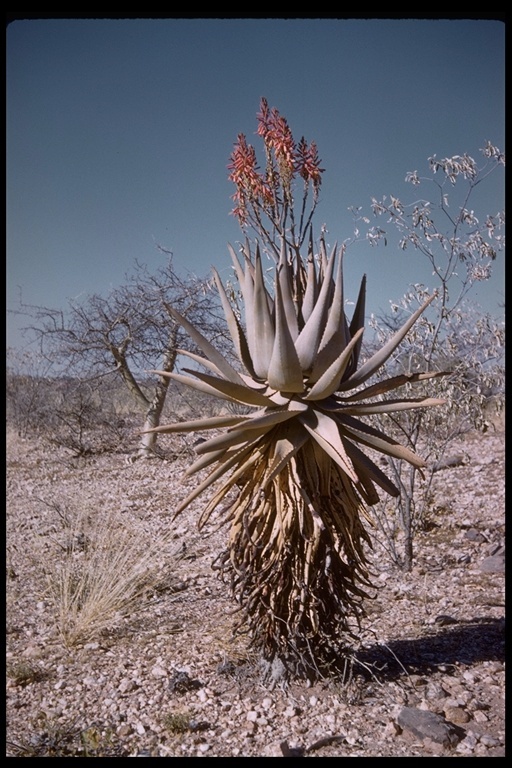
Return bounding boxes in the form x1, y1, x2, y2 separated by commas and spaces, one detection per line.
397, 707, 464, 747
464, 529, 487, 543
262, 742, 286, 757
431, 454, 467, 472
280, 740, 305, 757
444, 705, 470, 724
150, 665, 167, 678
479, 734, 501, 747
118, 677, 138, 693
480, 554, 505, 573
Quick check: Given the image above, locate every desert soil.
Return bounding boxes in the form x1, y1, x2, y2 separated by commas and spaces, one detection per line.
6, 425, 505, 757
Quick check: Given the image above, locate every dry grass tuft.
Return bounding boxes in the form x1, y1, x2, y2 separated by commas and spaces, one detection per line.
41, 500, 182, 646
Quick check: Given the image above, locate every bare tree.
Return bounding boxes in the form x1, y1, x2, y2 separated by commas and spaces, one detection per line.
13, 253, 224, 457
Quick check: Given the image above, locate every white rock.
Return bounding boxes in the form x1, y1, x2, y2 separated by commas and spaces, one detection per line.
118, 677, 137, 693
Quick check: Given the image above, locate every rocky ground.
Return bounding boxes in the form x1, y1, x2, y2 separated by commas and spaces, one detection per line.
6, 424, 505, 757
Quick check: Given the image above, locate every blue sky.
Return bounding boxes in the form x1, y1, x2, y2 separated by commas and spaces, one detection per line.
6, 17, 505, 351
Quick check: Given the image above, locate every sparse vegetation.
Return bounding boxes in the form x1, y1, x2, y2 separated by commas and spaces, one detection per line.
6, 716, 128, 758
5, 420, 505, 756
10, 256, 227, 457
38, 497, 184, 647
161, 711, 194, 735
349, 140, 505, 570
5, 101, 504, 756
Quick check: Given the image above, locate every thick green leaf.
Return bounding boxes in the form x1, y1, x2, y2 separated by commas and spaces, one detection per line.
277, 241, 299, 341
343, 438, 400, 498
262, 423, 309, 487
339, 419, 427, 468
241, 257, 256, 365
194, 422, 271, 455
338, 293, 436, 391
227, 242, 246, 287
251, 246, 276, 378
265, 389, 297, 407
174, 349, 223, 376
294, 245, 336, 372
142, 414, 248, 434
182, 368, 275, 406
174, 442, 258, 516
309, 246, 350, 382
185, 448, 227, 476
318, 235, 329, 274
344, 274, 367, 378
212, 267, 256, 377
267, 273, 305, 392
333, 396, 447, 415
340, 412, 416, 445
297, 229, 318, 327
304, 327, 365, 401
165, 305, 246, 387
226, 406, 299, 433
335, 370, 449, 402
299, 408, 359, 483
301, 251, 318, 324
237, 373, 284, 400
148, 370, 237, 403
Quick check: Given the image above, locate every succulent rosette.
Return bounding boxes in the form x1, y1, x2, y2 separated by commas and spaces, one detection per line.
147, 233, 446, 676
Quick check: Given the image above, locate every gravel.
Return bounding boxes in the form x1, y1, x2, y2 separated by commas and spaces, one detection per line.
6, 427, 505, 757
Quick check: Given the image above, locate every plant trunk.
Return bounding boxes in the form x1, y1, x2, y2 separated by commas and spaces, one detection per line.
401, 465, 418, 572
402, 496, 414, 572
138, 398, 166, 458
137, 336, 177, 458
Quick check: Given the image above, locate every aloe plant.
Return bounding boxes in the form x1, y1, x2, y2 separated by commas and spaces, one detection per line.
146, 102, 447, 678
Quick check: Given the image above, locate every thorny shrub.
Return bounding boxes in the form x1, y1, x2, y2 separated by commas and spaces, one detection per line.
350, 141, 505, 569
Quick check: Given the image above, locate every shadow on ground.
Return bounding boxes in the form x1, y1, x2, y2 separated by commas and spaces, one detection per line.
354, 616, 505, 680
212, 616, 505, 689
